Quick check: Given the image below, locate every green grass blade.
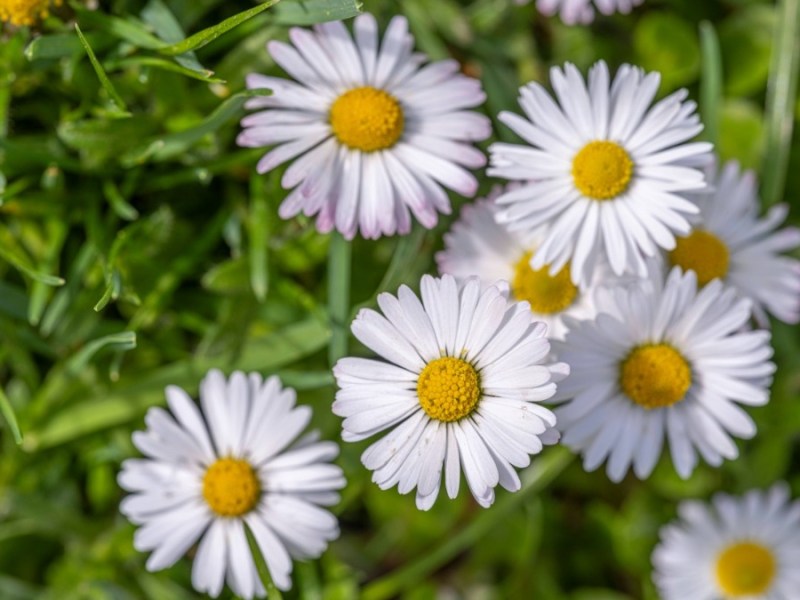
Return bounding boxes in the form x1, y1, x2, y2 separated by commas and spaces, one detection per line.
327, 232, 351, 367
65, 331, 137, 375
699, 21, 723, 147
248, 176, 270, 302
245, 524, 285, 599
106, 56, 223, 83
0, 245, 65, 286
761, 0, 800, 207
157, 0, 282, 56
74, 24, 129, 115
274, 0, 363, 25
0, 386, 22, 445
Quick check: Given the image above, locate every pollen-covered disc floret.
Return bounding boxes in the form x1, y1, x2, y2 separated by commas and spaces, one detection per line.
551, 266, 774, 482
0, 0, 60, 26
489, 60, 712, 286
435, 189, 610, 340
118, 370, 345, 598
333, 274, 569, 510
652, 484, 800, 599
535, 0, 645, 24
238, 13, 490, 240
665, 159, 800, 325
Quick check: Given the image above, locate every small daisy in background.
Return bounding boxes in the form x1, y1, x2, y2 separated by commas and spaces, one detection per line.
238, 13, 491, 240
552, 266, 775, 482
119, 370, 345, 598
666, 159, 800, 326
436, 186, 604, 340
534, 0, 644, 24
0, 0, 60, 26
652, 484, 800, 599
333, 274, 569, 510
489, 60, 712, 286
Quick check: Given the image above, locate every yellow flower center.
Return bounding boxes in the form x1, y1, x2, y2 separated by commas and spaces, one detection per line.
417, 357, 481, 422
329, 86, 404, 152
511, 252, 579, 314
0, 0, 60, 26
572, 141, 634, 200
202, 458, 261, 517
620, 344, 691, 410
716, 542, 777, 597
669, 229, 730, 286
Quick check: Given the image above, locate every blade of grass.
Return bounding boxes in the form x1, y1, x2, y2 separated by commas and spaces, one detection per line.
74, 24, 130, 115
245, 524, 285, 599
65, 331, 137, 375
699, 21, 723, 147
761, 0, 800, 207
0, 385, 22, 445
248, 176, 270, 302
327, 232, 351, 367
274, 0, 362, 25
361, 448, 574, 600
0, 244, 65, 286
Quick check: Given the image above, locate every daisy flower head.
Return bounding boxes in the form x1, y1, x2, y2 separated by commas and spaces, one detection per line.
535, 0, 644, 25
118, 370, 346, 598
0, 0, 61, 26
652, 484, 800, 599
552, 266, 775, 482
332, 274, 569, 510
435, 186, 606, 340
238, 14, 491, 240
666, 159, 800, 326
488, 60, 713, 286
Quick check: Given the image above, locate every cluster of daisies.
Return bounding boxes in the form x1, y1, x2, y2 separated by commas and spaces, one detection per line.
116, 10, 800, 600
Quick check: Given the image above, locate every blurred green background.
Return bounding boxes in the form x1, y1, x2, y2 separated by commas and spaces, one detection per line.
0, 0, 798, 598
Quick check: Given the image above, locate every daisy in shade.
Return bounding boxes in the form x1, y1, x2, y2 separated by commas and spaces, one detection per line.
535, 0, 644, 24
436, 187, 604, 340
333, 274, 569, 510
238, 14, 491, 240
488, 60, 713, 286
652, 484, 800, 599
118, 370, 345, 598
552, 266, 775, 482
666, 159, 800, 326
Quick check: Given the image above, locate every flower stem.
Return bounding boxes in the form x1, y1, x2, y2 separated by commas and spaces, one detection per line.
328, 232, 352, 367
361, 447, 574, 600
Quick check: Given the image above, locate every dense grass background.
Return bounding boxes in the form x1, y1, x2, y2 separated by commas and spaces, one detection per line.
0, 0, 798, 598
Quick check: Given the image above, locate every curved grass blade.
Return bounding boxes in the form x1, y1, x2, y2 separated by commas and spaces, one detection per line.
699, 21, 723, 147
0, 386, 22, 445
74, 24, 129, 115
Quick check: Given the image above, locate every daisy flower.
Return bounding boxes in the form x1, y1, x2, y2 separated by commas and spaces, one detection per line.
238, 14, 491, 240
435, 187, 603, 340
666, 159, 800, 325
1, 0, 61, 26
536, 0, 644, 24
552, 266, 775, 482
488, 60, 713, 286
118, 370, 345, 598
332, 274, 569, 510
652, 484, 800, 599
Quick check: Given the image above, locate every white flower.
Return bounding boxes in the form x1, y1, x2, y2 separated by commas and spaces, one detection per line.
536, 0, 644, 24
652, 484, 800, 599
118, 370, 345, 598
552, 266, 775, 481
665, 159, 800, 326
488, 60, 713, 286
332, 274, 569, 510
435, 186, 604, 340
238, 14, 491, 240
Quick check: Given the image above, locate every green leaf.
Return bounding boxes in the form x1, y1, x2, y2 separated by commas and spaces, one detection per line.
74, 23, 129, 115
157, 0, 282, 57
141, 0, 209, 76
0, 386, 22, 445
327, 232, 351, 367
73, 5, 167, 50
248, 177, 270, 302
633, 12, 700, 91
274, 0, 363, 25
245, 524, 285, 599
106, 56, 223, 82
0, 244, 65, 287
65, 331, 137, 375
699, 22, 722, 147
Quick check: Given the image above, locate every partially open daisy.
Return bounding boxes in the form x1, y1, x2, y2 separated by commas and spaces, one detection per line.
535, 0, 644, 24
119, 370, 345, 597
652, 484, 800, 599
552, 266, 775, 481
666, 160, 800, 326
333, 274, 569, 510
435, 188, 603, 340
488, 60, 712, 286
0, 0, 60, 26
238, 14, 490, 240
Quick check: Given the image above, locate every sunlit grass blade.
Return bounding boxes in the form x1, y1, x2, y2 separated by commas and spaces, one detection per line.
74, 24, 130, 115
275, 0, 363, 25
65, 331, 137, 375
0, 385, 22, 445
245, 525, 285, 599
761, 0, 800, 207
699, 21, 723, 147
0, 244, 65, 287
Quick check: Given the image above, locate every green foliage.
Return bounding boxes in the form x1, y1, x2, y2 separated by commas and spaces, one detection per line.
0, 0, 798, 599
